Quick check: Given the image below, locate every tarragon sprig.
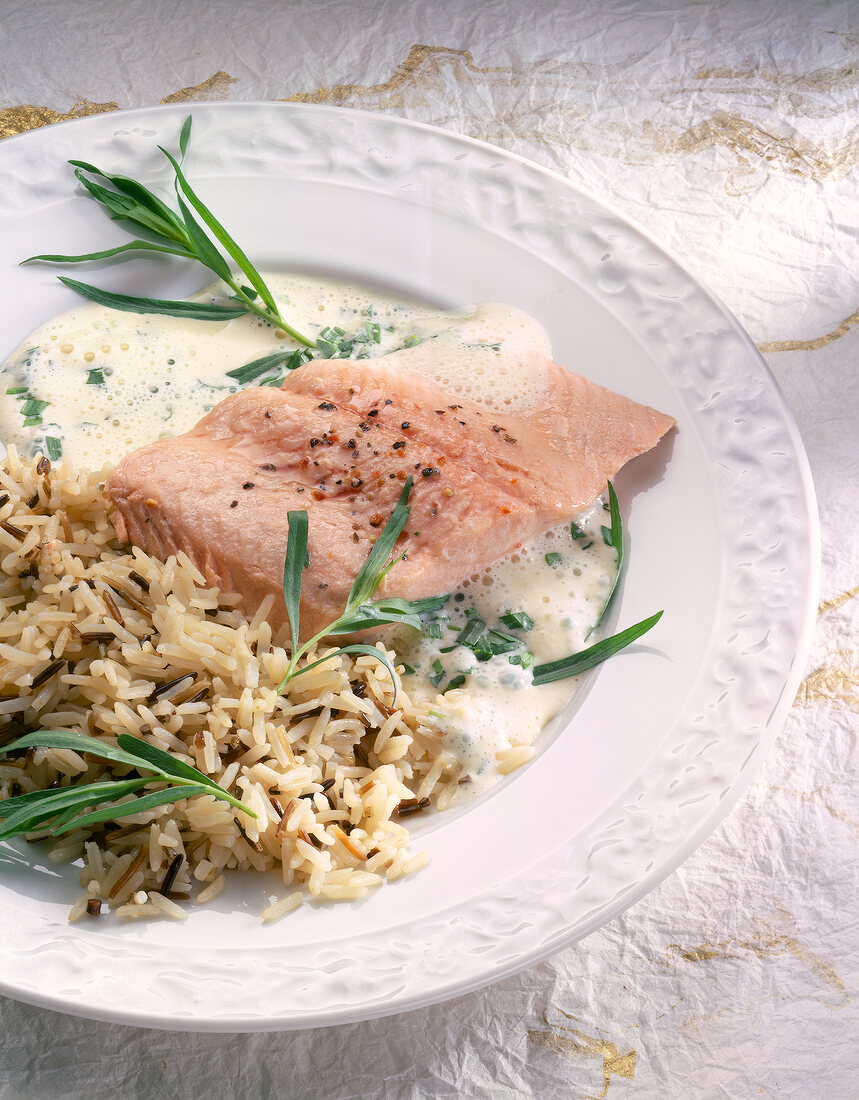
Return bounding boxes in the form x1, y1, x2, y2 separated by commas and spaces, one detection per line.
277, 477, 447, 701
0, 730, 256, 843
21, 115, 314, 347
277, 476, 662, 696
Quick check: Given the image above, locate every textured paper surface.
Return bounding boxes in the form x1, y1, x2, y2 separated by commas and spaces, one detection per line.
0, 1, 856, 1096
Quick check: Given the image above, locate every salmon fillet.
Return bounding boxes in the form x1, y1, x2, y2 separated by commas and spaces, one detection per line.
108, 354, 674, 639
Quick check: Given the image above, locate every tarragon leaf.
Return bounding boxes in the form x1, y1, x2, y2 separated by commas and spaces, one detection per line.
591, 481, 624, 632
52, 783, 214, 835
226, 351, 298, 385
531, 611, 663, 685
68, 160, 189, 243
159, 131, 279, 317
23, 240, 194, 265
175, 191, 233, 282
346, 477, 413, 608
68, 168, 189, 245
283, 510, 310, 655
0, 779, 151, 840
0, 730, 257, 839
3, 729, 154, 773
57, 277, 250, 321
178, 115, 193, 159
0, 777, 149, 824
328, 595, 446, 635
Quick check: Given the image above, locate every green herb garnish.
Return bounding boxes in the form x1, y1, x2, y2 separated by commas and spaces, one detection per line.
545, 552, 563, 566
450, 615, 526, 663
0, 730, 256, 843
456, 617, 486, 648
225, 350, 307, 387
86, 369, 105, 385
20, 398, 49, 418
276, 477, 448, 701
530, 611, 663, 685
591, 481, 623, 633
483, 628, 521, 655
499, 610, 534, 631
45, 436, 62, 461
315, 327, 357, 360
22, 116, 314, 347
356, 320, 381, 344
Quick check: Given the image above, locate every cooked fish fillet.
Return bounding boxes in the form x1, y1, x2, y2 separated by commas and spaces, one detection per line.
108, 354, 674, 638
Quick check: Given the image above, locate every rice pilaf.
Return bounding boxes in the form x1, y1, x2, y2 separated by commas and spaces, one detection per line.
0, 448, 465, 921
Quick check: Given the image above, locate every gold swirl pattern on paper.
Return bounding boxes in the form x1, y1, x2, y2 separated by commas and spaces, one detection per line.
668, 111, 858, 183
819, 584, 859, 615
694, 61, 859, 93
285, 44, 857, 183
667, 907, 848, 1007
792, 587, 859, 708
795, 650, 858, 709
160, 72, 239, 103
0, 100, 118, 139
0, 73, 239, 141
759, 307, 859, 353
528, 1010, 635, 1098
285, 44, 509, 107
768, 783, 859, 835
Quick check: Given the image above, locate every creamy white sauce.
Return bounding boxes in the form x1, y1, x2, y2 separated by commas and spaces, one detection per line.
384, 500, 616, 795
0, 275, 552, 470
0, 274, 617, 797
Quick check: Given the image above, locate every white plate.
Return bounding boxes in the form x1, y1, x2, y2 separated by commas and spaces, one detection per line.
0, 103, 818, 1031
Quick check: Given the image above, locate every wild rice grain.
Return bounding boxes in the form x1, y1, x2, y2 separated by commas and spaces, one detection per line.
29, 657, 67, 690
108, 847, 147, 899
160, 853, 184, 896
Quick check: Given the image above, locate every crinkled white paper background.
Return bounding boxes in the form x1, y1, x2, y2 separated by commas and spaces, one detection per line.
0, 1, 856, 1097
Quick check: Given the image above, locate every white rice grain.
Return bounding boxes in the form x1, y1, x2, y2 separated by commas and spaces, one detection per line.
261, 891, 303, 923
197, 875, 226, 903
148, 892, 188, 920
